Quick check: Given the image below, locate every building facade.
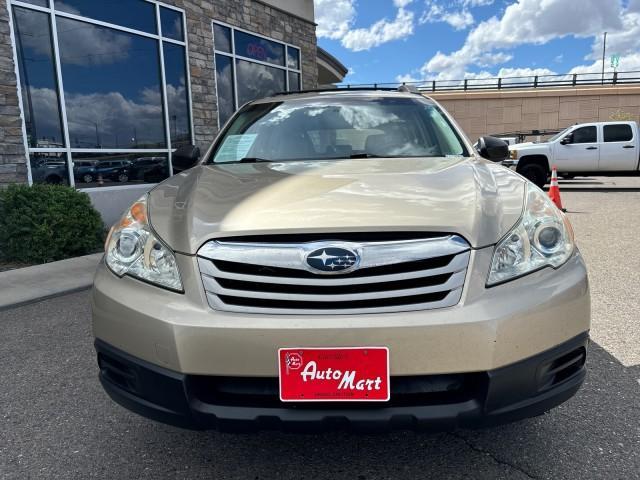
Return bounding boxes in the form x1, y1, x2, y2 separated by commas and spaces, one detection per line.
0, 0, 324, 222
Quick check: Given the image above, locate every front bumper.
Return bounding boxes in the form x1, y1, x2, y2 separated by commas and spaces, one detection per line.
96, 332, 588, 432
92, 247, 590, 376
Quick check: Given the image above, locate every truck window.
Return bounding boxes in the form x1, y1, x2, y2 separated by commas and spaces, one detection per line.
572, 126, 597, 144
603, 124, 633, 142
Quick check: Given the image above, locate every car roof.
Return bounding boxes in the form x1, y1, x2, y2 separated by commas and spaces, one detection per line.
250, 89, 435, 106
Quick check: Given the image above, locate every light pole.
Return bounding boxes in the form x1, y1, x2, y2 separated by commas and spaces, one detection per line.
601, 32, 607, 85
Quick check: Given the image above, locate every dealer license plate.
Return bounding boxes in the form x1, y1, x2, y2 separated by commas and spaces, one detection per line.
278, 347, 390, 402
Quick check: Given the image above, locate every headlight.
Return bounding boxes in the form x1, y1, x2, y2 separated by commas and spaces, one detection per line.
104, 195, 183, 291
488, 184, 574, 286
510, 149, 518, 160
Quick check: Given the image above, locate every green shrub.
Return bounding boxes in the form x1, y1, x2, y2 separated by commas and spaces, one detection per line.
0, 184, 104, 263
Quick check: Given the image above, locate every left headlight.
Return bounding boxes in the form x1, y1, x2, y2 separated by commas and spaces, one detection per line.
488, 184, 575, 286
104, 195, 183, 291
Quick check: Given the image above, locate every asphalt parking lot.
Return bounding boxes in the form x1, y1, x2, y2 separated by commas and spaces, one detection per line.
1, 176, 639, 480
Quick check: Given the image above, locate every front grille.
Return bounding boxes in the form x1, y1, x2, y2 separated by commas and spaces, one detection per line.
197, 235, 471, 314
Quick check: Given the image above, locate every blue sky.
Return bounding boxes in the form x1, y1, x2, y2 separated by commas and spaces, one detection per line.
314, 0, 640, 85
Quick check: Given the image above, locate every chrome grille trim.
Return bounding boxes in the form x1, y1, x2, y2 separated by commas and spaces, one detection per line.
196, 235, 471, 315
197, 236, 470, 271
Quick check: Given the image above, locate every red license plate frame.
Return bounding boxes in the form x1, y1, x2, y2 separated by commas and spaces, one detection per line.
278, 347, 390, 402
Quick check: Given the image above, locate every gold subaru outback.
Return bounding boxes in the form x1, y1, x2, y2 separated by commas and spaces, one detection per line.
92, 88, 590, 432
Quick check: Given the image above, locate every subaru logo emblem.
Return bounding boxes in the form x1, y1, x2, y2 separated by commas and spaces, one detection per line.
305, 247, 359, 274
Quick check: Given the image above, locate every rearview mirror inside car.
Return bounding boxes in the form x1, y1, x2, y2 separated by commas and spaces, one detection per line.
172, 144, 201, 172
476, 136, 509, 162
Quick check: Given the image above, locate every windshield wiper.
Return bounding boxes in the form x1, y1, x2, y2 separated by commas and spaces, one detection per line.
237, 157, 274, 163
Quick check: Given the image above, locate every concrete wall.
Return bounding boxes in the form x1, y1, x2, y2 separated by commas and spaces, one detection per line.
429, 85, 640, 142
258, 0, 314, 23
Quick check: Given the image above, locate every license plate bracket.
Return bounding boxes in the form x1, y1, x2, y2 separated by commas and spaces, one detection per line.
278, 347, 390, 402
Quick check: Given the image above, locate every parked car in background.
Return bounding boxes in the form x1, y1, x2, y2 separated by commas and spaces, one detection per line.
93, 88, 590, 433
94, 159, 132, 183
73, 161, 98, 184
505, 121, 640, 187
30, 157, 67, 184
128, 157, 169, 183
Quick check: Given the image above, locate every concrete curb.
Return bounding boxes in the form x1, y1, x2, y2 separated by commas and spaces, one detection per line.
0, 253, 103, 311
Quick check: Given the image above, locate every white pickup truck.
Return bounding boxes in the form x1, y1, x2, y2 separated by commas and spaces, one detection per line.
504, 121, 640, 187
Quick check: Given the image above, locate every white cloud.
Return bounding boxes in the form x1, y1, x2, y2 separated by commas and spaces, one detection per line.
341, 6, 415, 51
420, 0, 623, 79
314, 0, 356, 40
421, 3, 474, 30
315, 0, 416, 51
395, 73, 420, 83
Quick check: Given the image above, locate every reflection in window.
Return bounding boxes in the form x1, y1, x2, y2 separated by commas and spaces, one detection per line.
287, 46, 300, 70
213, 23, 232, 53
29, 152, 69, 185
160, 7, 183, 41
72, 153, 169, 187
56, 17, 166, 149
13, 7, 65, 148
234, 30, 285, 66
215, 54, 235, 126
288, 72, 300, 92
54, 0, 156, 34
235, 59, 285, 107
163, 43, 191, 147
20, 0, 49, 6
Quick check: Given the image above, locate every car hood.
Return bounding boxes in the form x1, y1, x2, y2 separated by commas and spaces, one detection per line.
510, 142, 548, 150
148, 157, 526, 254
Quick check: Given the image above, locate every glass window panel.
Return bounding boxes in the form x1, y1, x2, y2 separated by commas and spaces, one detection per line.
215, 54, 235, 127
288, 71, 300, 92
72, 153, 169, 187
19, 0, 49, 7
163, 43, 191, 147
54, 0, 156, 34
235, 59, 286, 106
572, 126, 597, 144
604, 124, 633, 142
29, 152, 70, 185
213, 23, 231, 53
13, 7, 65, 149
234, 30, 285, 66
56, 17, 166, 149
160, 7, 183, 41
287, 46, 300, 70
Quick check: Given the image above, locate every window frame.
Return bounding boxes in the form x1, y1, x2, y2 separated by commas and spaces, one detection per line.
8, 0, 195, 190
212, 20, 302, 130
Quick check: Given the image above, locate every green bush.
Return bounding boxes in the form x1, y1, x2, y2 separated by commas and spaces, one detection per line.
0, 184, 104, 263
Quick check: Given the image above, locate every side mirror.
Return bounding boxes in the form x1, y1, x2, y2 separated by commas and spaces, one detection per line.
560, 134, 573, 145
476, 136, 509, 162
172, 144, 200, 172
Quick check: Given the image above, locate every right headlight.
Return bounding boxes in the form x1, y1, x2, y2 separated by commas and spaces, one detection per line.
487, 184, 575, 286
104, 195, 183, 291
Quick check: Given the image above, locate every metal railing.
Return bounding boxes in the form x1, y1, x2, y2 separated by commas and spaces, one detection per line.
339, 71, 640, 93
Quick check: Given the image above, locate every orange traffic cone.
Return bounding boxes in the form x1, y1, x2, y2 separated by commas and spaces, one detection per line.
548, 166, 564, 211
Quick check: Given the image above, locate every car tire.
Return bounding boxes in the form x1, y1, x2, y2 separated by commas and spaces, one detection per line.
518, 163, 547, 189
83, 174, 94, 183
118, 173, 129, 183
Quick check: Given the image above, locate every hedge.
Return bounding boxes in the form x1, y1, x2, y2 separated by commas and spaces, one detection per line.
0, 184, 104, 264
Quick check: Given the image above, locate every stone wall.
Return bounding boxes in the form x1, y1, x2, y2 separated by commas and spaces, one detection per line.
0, 0, 318, 186
0, 0, 27, 185
429, 86, 640, 142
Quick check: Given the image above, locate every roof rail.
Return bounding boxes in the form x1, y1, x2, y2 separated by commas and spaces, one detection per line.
272, 85, 422, 97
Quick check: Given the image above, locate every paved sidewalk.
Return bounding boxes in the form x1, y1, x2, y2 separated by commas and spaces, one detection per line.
0, 253, 102, 311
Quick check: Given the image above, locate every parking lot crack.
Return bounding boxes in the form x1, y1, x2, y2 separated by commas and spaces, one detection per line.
449, 432, 539, 479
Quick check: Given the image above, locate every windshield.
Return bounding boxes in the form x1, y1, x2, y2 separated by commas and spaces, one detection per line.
209, 96, 469, 163
547, 126, 573, 143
